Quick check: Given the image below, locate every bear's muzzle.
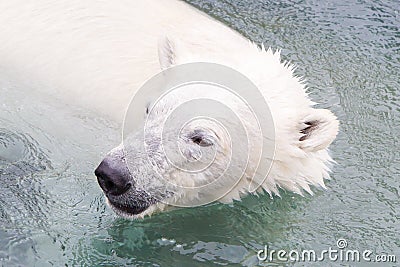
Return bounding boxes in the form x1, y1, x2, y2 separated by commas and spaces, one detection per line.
95, 153, 159, 216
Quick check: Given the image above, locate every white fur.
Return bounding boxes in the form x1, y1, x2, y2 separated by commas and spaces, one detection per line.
0, 0, 339, 215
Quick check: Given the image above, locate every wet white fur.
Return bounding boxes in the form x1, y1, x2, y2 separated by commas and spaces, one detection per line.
0, 0, 339, 217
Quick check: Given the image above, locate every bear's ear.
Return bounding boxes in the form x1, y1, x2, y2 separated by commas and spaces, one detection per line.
158, 36, 178, 70
298, 109, 339, 152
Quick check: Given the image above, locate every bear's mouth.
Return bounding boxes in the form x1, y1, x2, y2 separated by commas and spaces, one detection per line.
107, 198, 150, 216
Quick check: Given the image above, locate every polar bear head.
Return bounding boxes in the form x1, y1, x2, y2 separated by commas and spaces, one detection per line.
95, 37, 339, 219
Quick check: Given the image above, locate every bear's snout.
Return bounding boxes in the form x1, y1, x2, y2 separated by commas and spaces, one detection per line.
95, 158, 132, 197
95, 152, 161, 217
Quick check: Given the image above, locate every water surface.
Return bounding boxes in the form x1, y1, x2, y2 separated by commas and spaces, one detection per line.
1, 0, 399, 266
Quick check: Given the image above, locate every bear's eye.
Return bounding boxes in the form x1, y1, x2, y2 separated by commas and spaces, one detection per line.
190, 131, 213, 147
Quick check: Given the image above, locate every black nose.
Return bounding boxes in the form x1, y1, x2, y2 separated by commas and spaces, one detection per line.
95, 159, 132, 196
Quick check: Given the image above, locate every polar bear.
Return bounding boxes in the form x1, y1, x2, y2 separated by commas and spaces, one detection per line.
0, 0, 338, 218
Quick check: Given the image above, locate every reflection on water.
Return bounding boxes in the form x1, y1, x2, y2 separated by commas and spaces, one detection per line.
1, 0, 399, 266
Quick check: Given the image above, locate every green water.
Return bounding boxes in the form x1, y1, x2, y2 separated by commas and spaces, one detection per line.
1, 0, 399, 266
